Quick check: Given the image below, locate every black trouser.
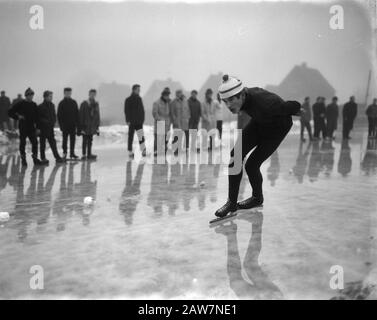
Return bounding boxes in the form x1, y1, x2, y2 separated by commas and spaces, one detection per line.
172, 129, 189, 151
128, 123, 145, 152
62, 131, 76, 156
217, 120, 223, 139
228, 117, 292, 203
189, 119, 199, 130
40, 127, 60, 160
326, 119, 337, 139
19, 130, 38, 159
82, 134, 93, 156
313, 117, 326, 138
300, 120, 312, 140
368, 117, 376, 137
342, 118, 354, 139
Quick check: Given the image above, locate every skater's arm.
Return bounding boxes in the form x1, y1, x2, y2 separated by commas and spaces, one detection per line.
140, 97, 145, 124
124, 98, 130, 123
57, 102, 62, 129
78, 102, 85, 133
152, 102, 160, 121
8, 102, 19, 120
96, 103, 101, 134
52, 103, 57, 126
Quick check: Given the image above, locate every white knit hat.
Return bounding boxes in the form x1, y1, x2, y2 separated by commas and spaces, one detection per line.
218, 75, 243, 100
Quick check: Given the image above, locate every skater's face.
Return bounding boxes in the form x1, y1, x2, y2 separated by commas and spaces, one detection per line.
191, 92, 197, 99
25, 94, 34, 102
64, 91, 72, 98
45, 93, 53, 102
0, 91, 4, 97
374, 99, 377, 105
223, 93, 244, 114
133, 87, 140, 95
89, 91, 96, 100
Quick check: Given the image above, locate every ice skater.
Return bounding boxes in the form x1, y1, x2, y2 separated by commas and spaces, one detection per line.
213, 75, 300, 221
78, 89, 100, 160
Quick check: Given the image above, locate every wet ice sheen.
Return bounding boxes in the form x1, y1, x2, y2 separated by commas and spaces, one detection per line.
0, 126, 376, 299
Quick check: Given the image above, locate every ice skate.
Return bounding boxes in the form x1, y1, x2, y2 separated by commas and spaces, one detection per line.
70, 154, 80, 161
33, 158, 43, 166
209, 200, 238, 225
40, 158, 50, 166
87, 154, 97, 161
237, 196, 264, 211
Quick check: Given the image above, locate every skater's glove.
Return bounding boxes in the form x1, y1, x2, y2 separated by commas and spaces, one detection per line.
96, 130, 100, 136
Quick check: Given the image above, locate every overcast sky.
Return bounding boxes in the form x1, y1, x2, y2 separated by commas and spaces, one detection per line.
0, 0, 374, 102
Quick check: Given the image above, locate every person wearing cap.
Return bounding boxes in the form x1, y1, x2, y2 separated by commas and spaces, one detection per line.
0, 90, 11, 132
299, 97, 313, 142
201, 88, 218, 150
152, 87, 172, 156
57, 87, 80, 159
171, 89, 190, 152
8, 88, 43, 166
312, 96, 326, 140
188, 90, 201, 131
214, 75, 300, 219
10, 94, 23, 132
366, 98, 377, 138
342, 96, 358, 140
37, 91, 65, 164
326, 96, 339, 140
124, 84, 146, 157
78, 89, 101, 160
216, 93, 224, 140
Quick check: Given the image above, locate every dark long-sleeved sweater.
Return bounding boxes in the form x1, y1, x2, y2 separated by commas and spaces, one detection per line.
240, 87, 300, 124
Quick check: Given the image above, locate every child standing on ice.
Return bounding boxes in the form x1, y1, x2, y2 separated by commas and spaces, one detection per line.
214, 75, 300, 219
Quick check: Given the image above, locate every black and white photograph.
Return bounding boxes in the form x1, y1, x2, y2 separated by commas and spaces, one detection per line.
0, 0, 377, 305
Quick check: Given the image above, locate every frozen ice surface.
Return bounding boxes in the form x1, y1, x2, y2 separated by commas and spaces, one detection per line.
0, 125, 376, 299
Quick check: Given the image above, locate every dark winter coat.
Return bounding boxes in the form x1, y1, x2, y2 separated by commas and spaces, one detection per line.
326, 102, 339, 129
37, 101, 57, 131
240, 87, 300, 124
312, 102, 326, 119
343, 102, 357, 121
300, 101, 312, 122
8, 100, 38, 133
57, 98, 79, 133
12, 97, 23, 107
366, 104, 377, 118
124, 93, 145, 125
188, 97, 201, 126
79, 100, 100, 135
0, 96, 11, 122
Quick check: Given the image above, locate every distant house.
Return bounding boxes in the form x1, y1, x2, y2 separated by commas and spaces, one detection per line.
142, 78, 188, 125
265, 62, 336, 103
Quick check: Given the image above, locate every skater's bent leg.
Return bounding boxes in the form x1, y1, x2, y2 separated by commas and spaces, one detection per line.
40, 135, 46, 160
245, 135, 288, 199
228, 120, 258, 203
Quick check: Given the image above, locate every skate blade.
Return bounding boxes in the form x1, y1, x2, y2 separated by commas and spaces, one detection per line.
209, 212, 237, 227
236, 205, 263, 213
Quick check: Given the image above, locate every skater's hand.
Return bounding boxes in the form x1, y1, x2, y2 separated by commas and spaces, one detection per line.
96, 130, 100, 136
18, 114, 25, 120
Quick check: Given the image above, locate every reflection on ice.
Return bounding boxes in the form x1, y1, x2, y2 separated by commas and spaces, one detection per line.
0, 129, 376, 299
